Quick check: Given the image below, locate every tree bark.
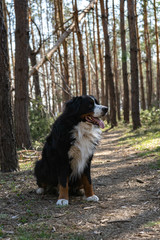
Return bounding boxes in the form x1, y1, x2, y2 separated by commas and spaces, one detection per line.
96, 3, 104, 105
57, 0, 70, 102
143, 0, 152, 109
8, 11, 15, 87
113, 0, 120, 121
73, 31, 78, 96
14, 0, 32, 148
0, 1, 18, 172
120, 0, 129, 123
100, 0, 117, 127
127, 0, 141, 130
28, 16, 42, 100
74, 0, 87, 95
153, 0, 160, 106
29, 50, 41, 99
92, 8, 99, 101
135, 0, 146, 110
85, 20, 91, 95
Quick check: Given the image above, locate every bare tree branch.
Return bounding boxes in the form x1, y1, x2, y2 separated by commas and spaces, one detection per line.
29, 0, 98, 78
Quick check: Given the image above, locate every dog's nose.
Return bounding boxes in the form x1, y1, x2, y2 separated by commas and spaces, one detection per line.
102, 107, 108, 114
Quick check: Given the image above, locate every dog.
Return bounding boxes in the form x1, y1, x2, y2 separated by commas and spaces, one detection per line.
34, 95, 108, 206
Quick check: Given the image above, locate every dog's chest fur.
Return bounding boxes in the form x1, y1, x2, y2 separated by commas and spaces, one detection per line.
68, 122, 101, 178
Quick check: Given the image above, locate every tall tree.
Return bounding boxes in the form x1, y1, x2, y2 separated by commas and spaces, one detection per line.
100, 0, 117, 127
135, 0, 146, 110
57, 0, 70, 102
92, 8, 99, 101
120, 0, 129, 123
29, 17, 42, 100
73, 0, 87, 95
153, 0, 160, 106
85, 20, 91, 95
14, 0, 32, 148
127, 0, 141, 130
96, 3, 104, 104
113, 0, 120, 121
0, 0, 18, 172
73, 31, 78, 96
29, 49, 41, 100
143, 0, 153, 108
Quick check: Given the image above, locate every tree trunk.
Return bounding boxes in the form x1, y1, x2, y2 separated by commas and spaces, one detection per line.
28, 11, 42, 100
40, 48, 48, 108
135, 0, 146, 110
29, 50, 41, 99
113, 0, 120, 121
96, 3, 104, 105
153, 0, 160, 106
0, 1, 18, 172
127, 0, 141, 130
43, 45, 51, 113
74, 0, 87, 95
92, 8, 99, 101
73, 31, 78, 96
143, 0, 152, 109
120, 0, 129, 123
85, 20, 91, 95
57, 0, 70, 102
14, 0, 32, 149
100, 0, 117, 127
8, 11, 15, 106
50, 62, 55, 114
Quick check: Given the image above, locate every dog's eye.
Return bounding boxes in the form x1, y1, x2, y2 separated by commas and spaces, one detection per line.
89, 103, 94, 109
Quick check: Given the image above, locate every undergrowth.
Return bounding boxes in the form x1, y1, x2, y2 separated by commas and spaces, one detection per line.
29, 98, 54, 146
119, 108, 160, 169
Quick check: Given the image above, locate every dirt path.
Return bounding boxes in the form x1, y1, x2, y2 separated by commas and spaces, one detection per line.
91, 129, 160, 239
1, 129, 160, 239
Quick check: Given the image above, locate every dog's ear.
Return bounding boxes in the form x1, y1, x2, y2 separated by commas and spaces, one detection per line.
64, 96, 82, 116
89, 95, 99, 105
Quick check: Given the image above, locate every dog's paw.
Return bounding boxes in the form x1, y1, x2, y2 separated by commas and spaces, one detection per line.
86, 195, 99, 202
56, 199, 69, 206
36, 187, 44, 195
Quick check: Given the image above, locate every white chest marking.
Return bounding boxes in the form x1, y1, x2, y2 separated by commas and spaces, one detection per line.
68, 122, 101, 178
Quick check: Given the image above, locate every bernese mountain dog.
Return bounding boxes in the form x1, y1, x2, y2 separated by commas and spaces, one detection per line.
34, 95, 108, 206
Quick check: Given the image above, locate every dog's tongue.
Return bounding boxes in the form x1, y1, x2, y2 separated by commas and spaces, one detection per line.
98, 119, 105, 129
86, 116, 105, 129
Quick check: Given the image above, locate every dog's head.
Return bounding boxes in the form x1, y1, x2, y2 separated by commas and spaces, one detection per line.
64, 95, 108, 128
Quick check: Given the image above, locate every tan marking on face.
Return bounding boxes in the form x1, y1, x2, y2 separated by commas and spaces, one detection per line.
80, 112, 94, 119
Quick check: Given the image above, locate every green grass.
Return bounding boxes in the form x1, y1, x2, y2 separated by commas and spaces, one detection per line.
15, 224, 85, 240
67, 234, 86, 240
0, 227, 4, 238
118, 121, 160, 168
17, 226, 53, 240
19, 161, 34, 171
144, 220, 160, 228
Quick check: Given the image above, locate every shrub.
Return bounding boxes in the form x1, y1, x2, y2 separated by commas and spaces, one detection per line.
141, 107, 160, 126
29, 98, 54, 144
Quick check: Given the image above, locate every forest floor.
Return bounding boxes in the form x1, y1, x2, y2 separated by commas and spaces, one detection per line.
1, 125, 160, 239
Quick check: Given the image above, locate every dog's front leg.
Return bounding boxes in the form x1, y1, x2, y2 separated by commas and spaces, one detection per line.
56, 177, 69, 206
82, 174, 99, 202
